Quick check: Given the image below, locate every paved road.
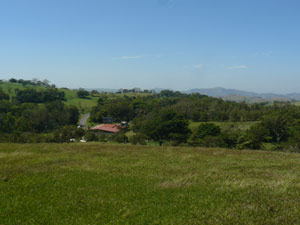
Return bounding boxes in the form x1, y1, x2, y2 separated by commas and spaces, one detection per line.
79, 113, 90, 129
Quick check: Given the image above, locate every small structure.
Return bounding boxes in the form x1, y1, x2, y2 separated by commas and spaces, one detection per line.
91, 124, 120, 134
120, 121, 129, 129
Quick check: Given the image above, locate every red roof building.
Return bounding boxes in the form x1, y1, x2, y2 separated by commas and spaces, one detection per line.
91, 124, 120, 133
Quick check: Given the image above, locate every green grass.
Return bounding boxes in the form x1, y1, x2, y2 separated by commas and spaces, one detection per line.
0, 82, 98, 112
63, 89, 98, 112
293, 101, 300, 106
1, 143, 300, 224
0, 82, 153, 113
189, 121, 258, 132
0, 82, 47, 98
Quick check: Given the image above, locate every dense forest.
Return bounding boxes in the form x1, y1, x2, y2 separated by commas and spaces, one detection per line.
1, 79, 300, 152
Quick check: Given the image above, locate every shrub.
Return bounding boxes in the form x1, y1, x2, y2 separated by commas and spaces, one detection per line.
84, 132, 99, 142
199, 136, 227, 148
77, 88, 89, 99
0, 92, 9, 101
130, 134, 147, 145
98, 134, 107, 142
111, 133, 129, 143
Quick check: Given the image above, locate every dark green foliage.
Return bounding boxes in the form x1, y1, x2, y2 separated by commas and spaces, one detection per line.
261, 111, 290, 144
189, 123, 223, 147
90, 90, 99, 97
84, 132, 99, 142
0, 92, 9, 100
9, 78, 51, 86
192, 111, 209, 122
138, 110, 191, 145
160, 89, 185, 98
0, 101, 79, 134
77, 88, 90, 99
242, 123, 270, 149
46, 126, 85, 143
15, 88, 65, 103
221, 130, 240, 148
111, 133, 129, 143
199, 136, 227, 148
130, 134, 147, 145
91, 97, 136, 123
9, 78, 17, 83
0, 132, 47, 143
98, 134, 107, 142
192, 123, 222, 139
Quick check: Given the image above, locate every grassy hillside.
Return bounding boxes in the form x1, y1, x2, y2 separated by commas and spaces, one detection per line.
62, 88, 98, 112
0, 82, 47, 97
0, 82, 98, 112
293, 101, 300, 106
1, 143, 300, 224
0, 82, 154, 113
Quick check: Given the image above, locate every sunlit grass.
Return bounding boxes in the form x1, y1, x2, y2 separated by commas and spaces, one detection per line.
1, 143, 300, 224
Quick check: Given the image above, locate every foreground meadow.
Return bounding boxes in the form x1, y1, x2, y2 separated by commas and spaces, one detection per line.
1, 144, 300, 224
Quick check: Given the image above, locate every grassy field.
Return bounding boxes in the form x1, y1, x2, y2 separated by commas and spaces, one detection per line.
0, 82, 98, 112
293, 101, 300, 106
0, 82, 47, 97
63, 88, 98, 112
0, 82, 154, 113
1, 143, 300, 224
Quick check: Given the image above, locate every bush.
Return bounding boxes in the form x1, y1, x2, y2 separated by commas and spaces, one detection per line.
9, 78, 17, 83
193, 123, 222, 139
111, 134, 129, 143
192, 112, 209, 122
77, 88, 90, 99
130, 134, 147, 145
0, 92, 9, 100
189, 123, 222, 146
98, 134, 107, 142
199, 136, 227, 148
84, 132, 99, 142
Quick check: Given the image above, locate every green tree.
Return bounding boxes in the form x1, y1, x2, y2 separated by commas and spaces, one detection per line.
77, 88, 89, 99
189, 123, 222, 146
0, 92, 9, 100
192, 123, 221, 139
237, 123, 269, 149
261, 112, 290, 144
139, 110, 191, 145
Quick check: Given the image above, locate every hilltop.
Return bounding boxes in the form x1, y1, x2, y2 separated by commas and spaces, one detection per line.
0, 80, 98, 112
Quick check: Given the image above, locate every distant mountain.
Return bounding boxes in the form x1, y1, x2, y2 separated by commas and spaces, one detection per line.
286, 93, 300, 101
187, 87, 259, 97
83, 86, 300, 103
186, 87, 299, 103
85, 87, 165, 94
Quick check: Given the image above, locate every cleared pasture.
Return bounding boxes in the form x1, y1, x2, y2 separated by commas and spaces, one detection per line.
1, 143, 300, 224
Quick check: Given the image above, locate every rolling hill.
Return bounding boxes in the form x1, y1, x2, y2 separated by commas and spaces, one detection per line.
186, 87, 299, 103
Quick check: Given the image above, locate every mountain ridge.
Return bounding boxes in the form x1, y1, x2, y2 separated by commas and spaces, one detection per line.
84, 87, 300, 102
186, 87, 300, 101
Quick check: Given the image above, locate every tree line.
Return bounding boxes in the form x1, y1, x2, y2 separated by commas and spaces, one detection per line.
2, 79, 300, 152
90, 90, 300, 151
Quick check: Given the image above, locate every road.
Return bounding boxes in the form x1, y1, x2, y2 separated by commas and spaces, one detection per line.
79, 113, 90, 129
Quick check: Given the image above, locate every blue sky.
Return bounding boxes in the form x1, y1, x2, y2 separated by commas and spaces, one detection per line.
0, 0, 300, 93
